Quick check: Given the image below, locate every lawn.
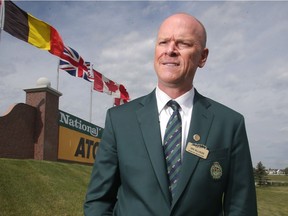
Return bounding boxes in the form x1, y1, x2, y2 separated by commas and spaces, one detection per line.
257, 186, 288, 216
0, 158, 92, 216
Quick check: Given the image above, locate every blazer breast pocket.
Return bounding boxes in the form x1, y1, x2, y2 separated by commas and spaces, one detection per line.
198, 148, 229, 182
204, 148, 229, 161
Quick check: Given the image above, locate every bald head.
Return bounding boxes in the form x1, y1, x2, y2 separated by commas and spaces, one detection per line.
158, 13, 207, 48
154, 13, 209, 97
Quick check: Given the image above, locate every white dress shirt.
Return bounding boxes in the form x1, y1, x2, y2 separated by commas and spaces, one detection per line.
155, 86, 194, 159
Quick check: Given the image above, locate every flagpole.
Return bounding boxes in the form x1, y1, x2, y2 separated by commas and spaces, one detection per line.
89, 63, 94, 123
89, 81, 93, 122
0, 0, 5, 43
57, 58, 60, 91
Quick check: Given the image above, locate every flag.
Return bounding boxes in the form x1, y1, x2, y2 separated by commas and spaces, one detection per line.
59, 45, 93, 81
2, 0, 64, 57
93, 69, 130, 101
84, 62, 94, 82
113, 98, 128, 106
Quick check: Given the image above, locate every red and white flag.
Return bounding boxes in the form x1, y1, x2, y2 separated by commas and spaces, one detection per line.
93, 69, 129, 101
113, 98, 128, 106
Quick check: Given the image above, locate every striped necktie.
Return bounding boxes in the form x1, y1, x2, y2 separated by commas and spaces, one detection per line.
163, 100, 182, 198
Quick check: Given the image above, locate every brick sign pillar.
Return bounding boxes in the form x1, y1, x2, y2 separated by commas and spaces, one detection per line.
24, 78, 62, 161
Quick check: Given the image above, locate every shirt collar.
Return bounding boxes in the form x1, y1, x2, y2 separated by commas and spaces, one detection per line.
156, 86, 194, 115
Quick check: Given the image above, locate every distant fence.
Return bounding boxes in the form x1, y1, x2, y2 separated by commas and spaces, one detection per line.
267, 181, 288, 187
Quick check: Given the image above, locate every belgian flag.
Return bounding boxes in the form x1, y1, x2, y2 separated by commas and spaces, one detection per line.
2, 0, 64, 57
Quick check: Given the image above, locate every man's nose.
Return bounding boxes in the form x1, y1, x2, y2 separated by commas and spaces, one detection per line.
166, 42, 178, 56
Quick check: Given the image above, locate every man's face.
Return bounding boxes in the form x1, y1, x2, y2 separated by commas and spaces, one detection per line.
154, 14, 208, 91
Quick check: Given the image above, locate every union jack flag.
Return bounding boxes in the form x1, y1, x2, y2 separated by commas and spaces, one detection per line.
84, 61, 94, 82
59, 45, 92, 82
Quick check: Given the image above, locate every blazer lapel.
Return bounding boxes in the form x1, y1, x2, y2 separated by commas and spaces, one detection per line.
136, 91, 171, 205
172, 90, 214, 208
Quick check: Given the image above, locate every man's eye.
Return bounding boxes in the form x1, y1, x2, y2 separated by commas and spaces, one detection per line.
178, 42, 191, 48
159, 41, 167, 45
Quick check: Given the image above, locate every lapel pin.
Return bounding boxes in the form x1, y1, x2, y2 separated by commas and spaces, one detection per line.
193, 134, 200, 142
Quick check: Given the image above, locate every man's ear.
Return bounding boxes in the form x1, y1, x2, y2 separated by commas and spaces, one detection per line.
198, 48, 209, 68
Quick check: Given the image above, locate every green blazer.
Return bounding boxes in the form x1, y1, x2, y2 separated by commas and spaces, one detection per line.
84, 90, 258, 216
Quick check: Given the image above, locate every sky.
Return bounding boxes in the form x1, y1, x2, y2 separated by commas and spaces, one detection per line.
0, 0, 287, 169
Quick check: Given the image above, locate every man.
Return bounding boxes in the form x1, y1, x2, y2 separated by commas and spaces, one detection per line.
84, 13, 258, 215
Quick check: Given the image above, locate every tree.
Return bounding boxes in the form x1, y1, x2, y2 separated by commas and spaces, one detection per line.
254, 161, 268, 186
284, 167, 288, 175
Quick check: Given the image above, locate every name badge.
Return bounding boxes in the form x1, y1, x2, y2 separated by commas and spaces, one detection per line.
186, 142, 209, 159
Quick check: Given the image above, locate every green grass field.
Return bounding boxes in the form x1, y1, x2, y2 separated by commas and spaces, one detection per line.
0, 158, 92, 216
0, 158, 287, 215
257, 186, 288, 216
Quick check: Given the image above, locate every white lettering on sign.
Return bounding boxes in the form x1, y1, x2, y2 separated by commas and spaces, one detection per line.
59, 112, 100, 137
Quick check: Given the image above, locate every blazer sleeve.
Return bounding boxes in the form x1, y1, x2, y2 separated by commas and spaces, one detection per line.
223, 116, 258, 215
84, 109, 120, 216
